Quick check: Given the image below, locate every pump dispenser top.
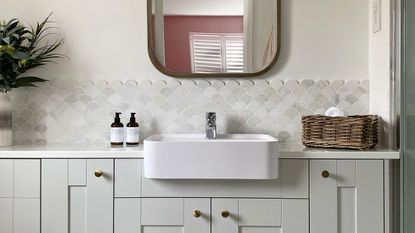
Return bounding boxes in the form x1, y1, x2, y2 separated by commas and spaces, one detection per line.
113, 112, 122, 125
127, 113, 139, 127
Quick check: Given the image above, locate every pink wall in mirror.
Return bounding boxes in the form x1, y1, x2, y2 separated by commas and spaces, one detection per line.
164, 16, 243, 73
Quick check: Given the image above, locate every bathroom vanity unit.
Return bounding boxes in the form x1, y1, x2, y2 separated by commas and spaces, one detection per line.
0, 143, 399, 233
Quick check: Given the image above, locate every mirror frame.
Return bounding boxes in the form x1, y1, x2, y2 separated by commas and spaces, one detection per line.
147, 0, 281, 78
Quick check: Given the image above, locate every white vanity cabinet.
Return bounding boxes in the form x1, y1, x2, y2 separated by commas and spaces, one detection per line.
212, 198, 308, 233
113, 159, 309, 233
0, 159, 40, 233
310, 160, 384, 233
0, 156, 391, 233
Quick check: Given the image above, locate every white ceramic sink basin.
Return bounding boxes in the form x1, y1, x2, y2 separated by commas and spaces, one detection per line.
144, 134, 279, 180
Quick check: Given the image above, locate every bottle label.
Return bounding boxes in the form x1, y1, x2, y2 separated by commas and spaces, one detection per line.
111, 128, 124, 143
126, 127, 139, 143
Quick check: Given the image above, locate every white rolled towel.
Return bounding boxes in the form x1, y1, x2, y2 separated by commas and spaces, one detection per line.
325, 107, 346, 117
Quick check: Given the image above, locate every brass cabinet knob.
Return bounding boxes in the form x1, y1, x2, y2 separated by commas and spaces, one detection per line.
95, 169, 103, 177
221, 210, 230, 218
193, 210, 202, 218
321, 170, 330, 178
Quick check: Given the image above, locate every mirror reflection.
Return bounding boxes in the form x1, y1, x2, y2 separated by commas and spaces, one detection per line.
149, 0, 279, 76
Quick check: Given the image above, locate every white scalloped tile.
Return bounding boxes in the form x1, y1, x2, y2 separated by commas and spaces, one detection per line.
346, 80, 360, 89
316, 80, 329, 88
300, 79, 314, 89
277, 86, 291, 98
240, 95, 254, 105
10, 78, 368, 143
269, 80, 284, 90
254, 80, 269, 89
360, 80, 369, 91
262, 87, 277, 97
285, 80, 299, 90
225, 80, 240, 89
240, 80, 255, 88
211, 80, 225, 89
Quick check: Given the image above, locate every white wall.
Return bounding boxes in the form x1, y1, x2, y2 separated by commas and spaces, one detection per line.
2, 0, 368, 82
369, 0, 393, 147
163, 0, 244, 16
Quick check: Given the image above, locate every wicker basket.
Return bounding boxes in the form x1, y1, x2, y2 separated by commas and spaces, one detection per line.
302, 115, 379, 150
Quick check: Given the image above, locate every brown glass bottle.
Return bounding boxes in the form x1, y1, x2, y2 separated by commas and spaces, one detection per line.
126, 113, 139, 145
111, 112, 124, 145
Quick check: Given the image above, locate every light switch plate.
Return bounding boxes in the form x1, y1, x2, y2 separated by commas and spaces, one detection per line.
373, 0, 381, 33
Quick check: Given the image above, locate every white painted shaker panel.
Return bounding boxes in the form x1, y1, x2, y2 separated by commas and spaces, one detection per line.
41, 159, 68, 233
86, 159, 114, 233
0, 198, 13, 233
14, 198, 40, 233
115, 159, 142, 197
68, 159, 87, 186
0, 160, 13, 197
114, 198, 141, 233
70, 186, 87, 233
14, 160, 40, 198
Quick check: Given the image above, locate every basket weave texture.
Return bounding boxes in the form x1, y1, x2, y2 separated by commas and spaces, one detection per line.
302, 115, 379, 150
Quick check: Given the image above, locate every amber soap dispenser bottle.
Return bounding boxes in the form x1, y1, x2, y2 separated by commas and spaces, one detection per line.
111, 112, 124, 145
126, 113, 139, 145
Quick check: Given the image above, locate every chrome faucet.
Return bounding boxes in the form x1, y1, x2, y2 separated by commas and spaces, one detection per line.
206, 112, 217, 139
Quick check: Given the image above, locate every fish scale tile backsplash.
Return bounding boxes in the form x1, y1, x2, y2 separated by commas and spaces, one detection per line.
9, 78, 369, 144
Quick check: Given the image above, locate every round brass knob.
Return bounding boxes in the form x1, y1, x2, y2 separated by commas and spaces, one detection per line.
321, 170, 330, 178
221, 210, 230, 218
193, 210, 202, 218
95, 169, 103, 177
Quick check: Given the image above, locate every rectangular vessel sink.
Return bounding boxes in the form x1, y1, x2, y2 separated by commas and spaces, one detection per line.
144, 134, 279, 180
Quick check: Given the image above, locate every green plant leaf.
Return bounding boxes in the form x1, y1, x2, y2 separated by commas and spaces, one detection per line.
11, 51, 29, 59
12, 82, 37, 88
16, 76, 48, 83
2, 37, 10, 44
1, 13, 64, 91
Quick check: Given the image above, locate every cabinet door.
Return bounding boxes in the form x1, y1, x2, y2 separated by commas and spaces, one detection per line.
310, 160, 384, 233
212, 198, 308, 233
141, 198, 210, 233
87, 159, 114, 233
0, 159, 40, 233
42, 159, 114, 233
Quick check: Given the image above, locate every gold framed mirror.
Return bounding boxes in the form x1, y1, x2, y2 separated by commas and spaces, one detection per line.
147, 0, 281, 78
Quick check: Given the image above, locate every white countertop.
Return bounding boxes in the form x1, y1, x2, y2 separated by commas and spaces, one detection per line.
0, 142, 400, 159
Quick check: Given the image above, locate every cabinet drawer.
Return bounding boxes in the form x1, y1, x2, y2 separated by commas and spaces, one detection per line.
212, 198, 308, 233
142, 198, 184, 225
239, 199, 282, 227
142, 159, 308, 198
141, 198, 210, 233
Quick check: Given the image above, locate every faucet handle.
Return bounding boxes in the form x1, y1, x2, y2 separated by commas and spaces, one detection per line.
206, 112, 216, 121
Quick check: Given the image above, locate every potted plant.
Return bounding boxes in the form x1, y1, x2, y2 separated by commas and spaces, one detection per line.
0, 14, 64, 146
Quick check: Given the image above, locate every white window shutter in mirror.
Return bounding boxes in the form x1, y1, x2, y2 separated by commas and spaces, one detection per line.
190, 33, 244, 74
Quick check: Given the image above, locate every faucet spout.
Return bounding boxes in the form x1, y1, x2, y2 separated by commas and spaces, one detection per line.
206, 112, 217, 139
